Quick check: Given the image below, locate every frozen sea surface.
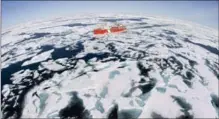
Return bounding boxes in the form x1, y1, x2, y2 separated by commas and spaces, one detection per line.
1, 13, 219, 119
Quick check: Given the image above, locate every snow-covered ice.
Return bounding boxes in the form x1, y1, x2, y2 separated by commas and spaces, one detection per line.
1, 14, 218, 119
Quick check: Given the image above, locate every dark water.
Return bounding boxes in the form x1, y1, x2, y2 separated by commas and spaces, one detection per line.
184, 38, 219, 56
1, 41, 122, 88
1, 59, 40, 89
80, 52, 110, 62
101, 18, 147, 22
37, 45, 54, 54
163, 29, 177, 35
2, 31, 11, 36
1, 41, 84, 87
16, 33, 51, 45
63, 23, 94, 27
131, 24, 172, 30
51, 42, 84, 60
30, 33, 51, 39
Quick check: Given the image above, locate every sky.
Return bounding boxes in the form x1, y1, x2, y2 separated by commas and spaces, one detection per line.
2, 1, 219, 30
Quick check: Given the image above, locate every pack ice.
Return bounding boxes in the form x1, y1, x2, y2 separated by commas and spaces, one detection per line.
1, 14, 219, 119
